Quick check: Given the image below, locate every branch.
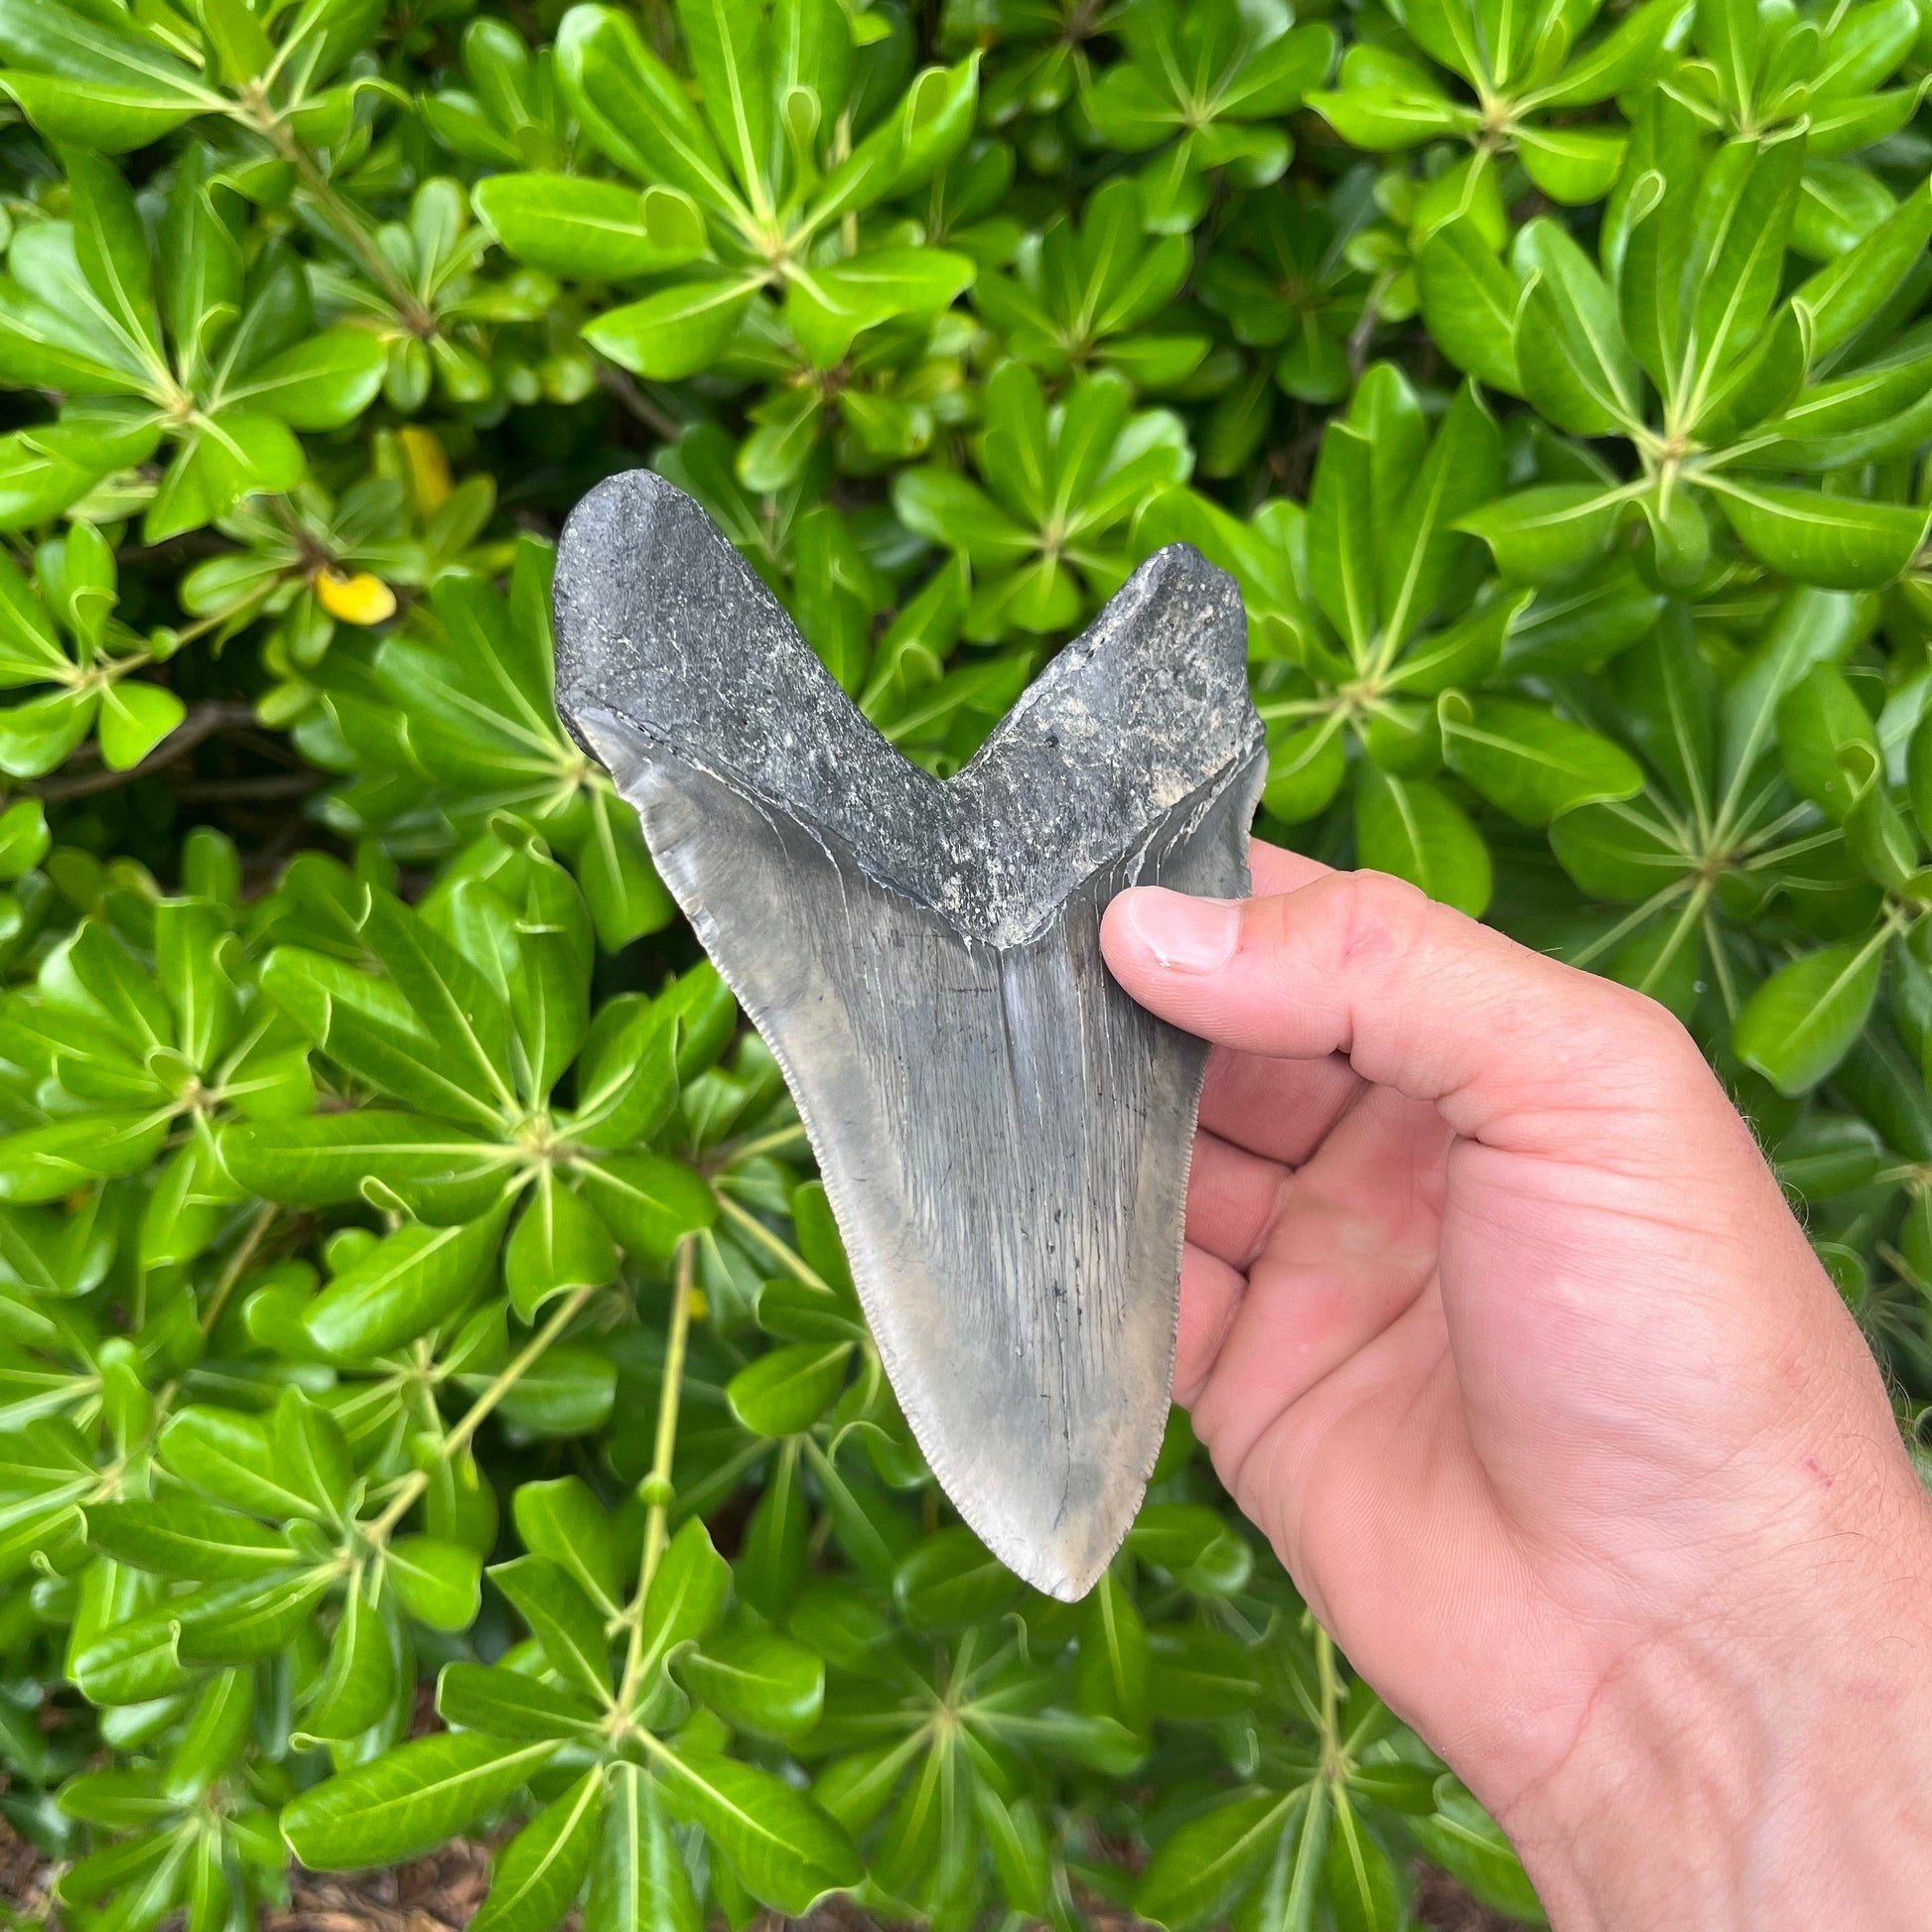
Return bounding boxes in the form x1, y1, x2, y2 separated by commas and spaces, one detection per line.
172, 773, 324, 802
32, 701, 258, 803
597, 363, 684, 442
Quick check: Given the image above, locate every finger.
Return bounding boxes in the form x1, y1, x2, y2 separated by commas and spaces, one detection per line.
1249, 839, 1330, 897
1185, 1129, 1286, 1269
1175, 1240, 1247, 1406
1197, 1045, 1364, 1168
1101, 869, 1729, 1164
1189, 1084, 1450, 1472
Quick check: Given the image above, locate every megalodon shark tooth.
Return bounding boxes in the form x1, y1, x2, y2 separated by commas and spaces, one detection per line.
554, 471, 1264, 1600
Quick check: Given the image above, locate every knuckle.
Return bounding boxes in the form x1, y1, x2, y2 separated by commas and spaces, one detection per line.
1330, 868, 1434, 966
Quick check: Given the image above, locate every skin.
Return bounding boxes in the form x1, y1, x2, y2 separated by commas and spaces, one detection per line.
1099, 843, 1932, 1932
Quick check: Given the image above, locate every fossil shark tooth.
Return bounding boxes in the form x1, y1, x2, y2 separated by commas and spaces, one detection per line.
553, 471, 1264, 1600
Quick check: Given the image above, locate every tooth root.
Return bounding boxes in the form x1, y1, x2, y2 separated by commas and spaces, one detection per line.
556, 472, 1264, 1598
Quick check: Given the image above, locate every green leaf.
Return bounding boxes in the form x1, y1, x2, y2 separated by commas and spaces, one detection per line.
223, 330, 386, 431
489, 1339, 615, 1439
63, 146, 159, 360
475, 176, 709, 280
1777, 661, 1880, 822
727, 1340, 852, 1437
471, 1770, 603, 1932
674, 0, 771, 207
1232, 1782, 1328, 1932
0, 1, 213, 151
160, 1406, 331, 1523
272, 1386, 355, 1521
1512, 221, 1642, 435
1136, 1789, 1300, 1931
301, 1580, 397, 1742
1708, 481, 1929, 591
437, 1663, 606, 1742
388, 1535, 483, 1632
94, 679, 182, 768
556, 3, 742, 213
174, 1568, 335, 1664
0, 1109, 170, 1201
361, 888, 517, 1114
166, 1667, 254, 1799
489, 1555, 613, 1704
646, 1744, 861, 1913
676, 1624, 824, 1737
574, 1152, 715, 1261
1457, 485, 1628, 585
198, 0, 272, 83
1415, 216, 1521, 393
1353, 764, 1492, 917
1409, 1785, 1545, 1924
512, 1476, 623, 1615
1147, 1627, 1263, 1718
1377, 383, 1503, 652
1735, 939, 1886, 1094
1440, 695, 1643, 824
1306, 421, 1374, 657
1310, 84, 1473, 152
787, 249, 974, 368
506, 1173, 619, 1320
83, 1495, 295, 1580
1793, 177, 1932, 355
282, 1733, 563, 1870
583, 277, 761, 382
634, 1519, 731, 1683
223, 1111, 511, 1219
1515, 126, 1625, 205
1550, 801, 1691, 902
1075, 1567, 1151, 1732
738, 1441, 810, 1619
893, 1526, 1021, 1628
588, 1764, 701, 1932
1687, 134, 1804, 393
1324, 1794, 1403, 1932
306, 1207, 506, 1358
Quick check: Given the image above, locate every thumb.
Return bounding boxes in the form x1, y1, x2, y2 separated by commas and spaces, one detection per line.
1101, 869, 1737, 1164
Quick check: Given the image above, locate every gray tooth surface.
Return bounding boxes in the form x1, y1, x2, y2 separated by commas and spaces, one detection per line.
554, 471, 1264, 1600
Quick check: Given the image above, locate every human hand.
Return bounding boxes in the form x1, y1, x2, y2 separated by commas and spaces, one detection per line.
1101, 845, 1932, 1932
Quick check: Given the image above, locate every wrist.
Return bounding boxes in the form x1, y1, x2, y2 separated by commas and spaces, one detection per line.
1497, 1486, 1932, 1932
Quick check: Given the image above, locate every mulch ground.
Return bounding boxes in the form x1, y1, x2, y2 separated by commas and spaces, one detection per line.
0, 1815, 1522, 1931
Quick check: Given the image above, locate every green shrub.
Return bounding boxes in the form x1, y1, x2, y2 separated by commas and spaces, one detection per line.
0, 0, 1929, 1928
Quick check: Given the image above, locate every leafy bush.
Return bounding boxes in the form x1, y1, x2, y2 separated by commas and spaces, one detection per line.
0, 1, 1931, 1928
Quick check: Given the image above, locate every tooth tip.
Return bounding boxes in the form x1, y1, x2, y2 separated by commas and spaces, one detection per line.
970, 1507, 1132, 1603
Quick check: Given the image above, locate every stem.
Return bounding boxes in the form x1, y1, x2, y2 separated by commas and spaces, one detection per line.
719, 1121, 809, 1167
199, 1199, 278, 1336
715, 1189, 833, 1292
1315, 1625, 1338, 1738
595, 364, 684, 442
33, 701, 258, 804
619, 1237, 696, 1708
1314, 1625, 1345, 1782
244, 92, 436, 337
366, 1282, 598, 1541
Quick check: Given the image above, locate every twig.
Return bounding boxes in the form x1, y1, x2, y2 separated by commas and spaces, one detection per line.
33, 700, 258, 803
596, 363, 684, 442
200, 1200, 279, 1335
714, 1188, 833, 1292
365, 1281, 600, 1542
172, 773, 325, 802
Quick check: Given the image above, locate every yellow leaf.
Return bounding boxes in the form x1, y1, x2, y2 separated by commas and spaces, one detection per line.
398, 424, 453, 516
315, 569, 397, 625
